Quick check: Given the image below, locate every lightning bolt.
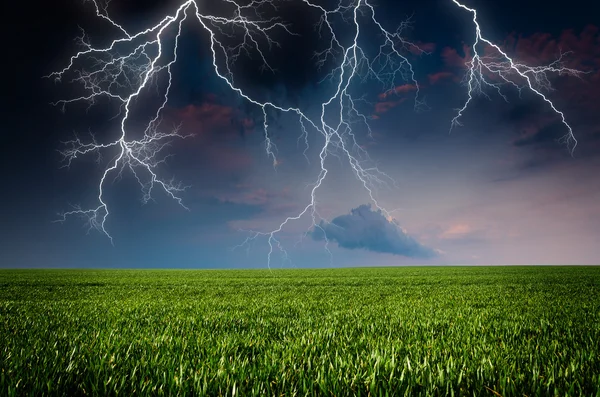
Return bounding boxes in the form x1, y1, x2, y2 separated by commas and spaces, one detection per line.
50, 0, 583, 266
450, 0, 585, 155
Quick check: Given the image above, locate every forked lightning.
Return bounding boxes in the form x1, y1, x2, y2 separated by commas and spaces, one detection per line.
49, 0, 582, 265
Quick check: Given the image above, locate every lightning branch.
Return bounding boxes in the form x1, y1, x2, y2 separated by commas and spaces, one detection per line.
49, 0, 582, 266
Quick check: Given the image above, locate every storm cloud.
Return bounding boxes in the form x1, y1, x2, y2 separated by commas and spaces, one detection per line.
311, 205, 437, 258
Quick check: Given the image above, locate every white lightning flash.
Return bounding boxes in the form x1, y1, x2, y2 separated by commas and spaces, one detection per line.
451, 0, 584, 154
49, 0, 423, 262
50, 0, 582, 266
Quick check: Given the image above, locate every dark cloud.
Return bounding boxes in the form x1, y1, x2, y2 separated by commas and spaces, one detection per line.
506, 101, 547, 123
440, 45, 471, 69
310, 204, 437, 258
513, 120, 566, 147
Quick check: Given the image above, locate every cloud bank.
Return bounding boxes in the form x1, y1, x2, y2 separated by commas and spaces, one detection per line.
311, 204, 437, 258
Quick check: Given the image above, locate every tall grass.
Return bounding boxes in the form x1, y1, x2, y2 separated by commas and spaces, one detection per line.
1, 267, 599, 396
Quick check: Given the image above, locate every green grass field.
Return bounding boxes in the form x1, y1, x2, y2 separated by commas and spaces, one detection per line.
1, 267, 599, 396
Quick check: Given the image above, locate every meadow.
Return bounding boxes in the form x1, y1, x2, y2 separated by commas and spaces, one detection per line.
1, 266, 599, 396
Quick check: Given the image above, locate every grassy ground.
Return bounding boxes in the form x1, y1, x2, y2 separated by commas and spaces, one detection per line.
1, 266, 599, 396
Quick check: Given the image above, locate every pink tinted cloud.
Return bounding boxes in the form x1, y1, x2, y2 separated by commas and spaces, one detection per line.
440, 223, 473, 239
408, 41, 437, 55
378, 84, 417, 100
441, 45, 472, 69
434, 26, 600, 126
170, 96, 255, 141
428, 71, 456, 85
505, 26, 600, 69
495, 25, 600, 149
165, 96, 257, 172
506, 25, 600, 112
372, 84, 415, 118
374, 98, 407, 115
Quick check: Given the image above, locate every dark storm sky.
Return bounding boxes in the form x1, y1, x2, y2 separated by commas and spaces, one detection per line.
1, 0, 599, 268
